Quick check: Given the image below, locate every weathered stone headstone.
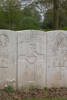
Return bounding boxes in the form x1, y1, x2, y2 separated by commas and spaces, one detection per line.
47, 31, 67, 87
0, 30, 67, 89
0, 30, 17, 89
18, 30, 46, 88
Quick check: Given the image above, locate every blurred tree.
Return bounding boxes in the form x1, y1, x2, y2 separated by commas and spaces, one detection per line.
22, 5, 41, 23
20, 17, 40, 30
42, 9, 53, 29
42, 1, 67, 29
36, 0, 63, 29
0, 1, 41, 30
0, 0, 21, 30
20, 5, 41, 30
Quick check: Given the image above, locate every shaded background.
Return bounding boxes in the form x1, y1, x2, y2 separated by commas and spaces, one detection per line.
0, 0, 67, 30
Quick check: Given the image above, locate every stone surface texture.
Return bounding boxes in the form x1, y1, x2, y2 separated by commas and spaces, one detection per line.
0, 30, 17, 89
0, 30, 67, 89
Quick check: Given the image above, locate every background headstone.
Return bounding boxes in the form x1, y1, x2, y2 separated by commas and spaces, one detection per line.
0, 30, 17, 89
47, 31, 67, 87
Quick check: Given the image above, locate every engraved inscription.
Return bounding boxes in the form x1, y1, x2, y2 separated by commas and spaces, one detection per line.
53, 32, 67, 68
0, 34, 9, 48
0, 34, 9, 68
19, 32, 44, 64
18, 31, 46, 87
0, 57, 9, 68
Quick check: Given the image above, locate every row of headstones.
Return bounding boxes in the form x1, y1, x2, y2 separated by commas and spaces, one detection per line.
0, 30, 67, 89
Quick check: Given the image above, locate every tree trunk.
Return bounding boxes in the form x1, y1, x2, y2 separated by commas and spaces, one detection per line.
53, 0, 59, 29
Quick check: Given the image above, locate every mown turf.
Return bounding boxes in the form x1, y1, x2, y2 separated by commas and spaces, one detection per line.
22, 98, 67, 100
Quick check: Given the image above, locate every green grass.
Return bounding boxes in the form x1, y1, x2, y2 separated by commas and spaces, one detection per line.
22, 98, 67, 100
43, 27, 67, 31
59, 27, 67, 30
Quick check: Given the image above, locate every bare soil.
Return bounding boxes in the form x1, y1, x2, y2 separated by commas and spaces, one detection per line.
0, 88, 67, 100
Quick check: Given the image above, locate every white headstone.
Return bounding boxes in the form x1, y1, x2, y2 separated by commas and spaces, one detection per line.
0, 30, 67, 89
47, 30, 67, 87
18, 30, 47, 88
0, 30, 17, 89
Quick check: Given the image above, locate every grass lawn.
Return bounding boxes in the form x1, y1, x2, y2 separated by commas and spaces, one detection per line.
22, 98, 67, 100
60, 27, 67, 30
43, 27, 67, 31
